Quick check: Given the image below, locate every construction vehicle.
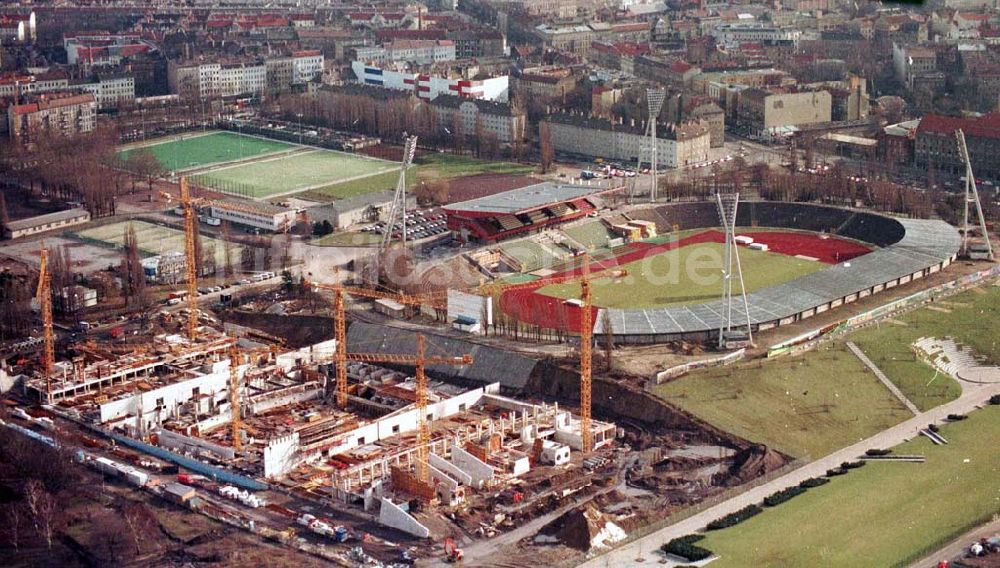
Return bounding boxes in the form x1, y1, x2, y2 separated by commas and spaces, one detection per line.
444, 537, 464, 563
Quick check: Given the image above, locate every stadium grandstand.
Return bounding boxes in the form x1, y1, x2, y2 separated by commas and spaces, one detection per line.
595, 202, 961, 343
444, 181, 624, 243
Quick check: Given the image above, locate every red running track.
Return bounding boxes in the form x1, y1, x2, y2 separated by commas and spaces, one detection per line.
498, 230, 872, 333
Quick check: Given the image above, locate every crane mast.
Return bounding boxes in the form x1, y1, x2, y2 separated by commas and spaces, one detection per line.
346, 339, 471, 483
229, 344, 243, 453
180, 177, 199, 341
579, 254, 593, 453
415, 335, 430, 483
36, 247, 54, 396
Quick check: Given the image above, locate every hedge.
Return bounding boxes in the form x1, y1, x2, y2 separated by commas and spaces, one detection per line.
799, 476, 830, 488
929, 423, 940, 432
865, 448, 892, 456
662, 535, 713, 562
707, 504, 763, 530
947, 413, 968, 421
826, 467, 848, 476
763, 486, 807, 507
989, 394, 1000, 405
841, 460, 866, 470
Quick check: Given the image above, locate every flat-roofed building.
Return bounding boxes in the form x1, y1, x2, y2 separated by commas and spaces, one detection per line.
3, 208, 91, 240
208, 200, 297, 233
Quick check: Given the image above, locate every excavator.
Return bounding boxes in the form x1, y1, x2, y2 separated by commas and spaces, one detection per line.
444, 537, 464, 563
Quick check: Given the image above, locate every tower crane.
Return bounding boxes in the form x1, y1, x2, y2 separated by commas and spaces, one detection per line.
180, 177, 200, 341
347, 335, 471, 483
228, 342, 244, 453
226, 341, 275, 453
36, 246, 54, 396
578, 254, 594, 453
305, 278, 443, 408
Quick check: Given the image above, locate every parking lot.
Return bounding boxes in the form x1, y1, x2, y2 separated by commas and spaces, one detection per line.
364, 207, 449, 241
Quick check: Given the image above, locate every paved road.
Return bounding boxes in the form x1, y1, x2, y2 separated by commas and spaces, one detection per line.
907, 517, 1000, 568
576, 380, 1000, 568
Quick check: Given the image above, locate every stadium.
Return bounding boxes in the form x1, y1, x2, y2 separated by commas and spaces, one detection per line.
486, 201, 962, 344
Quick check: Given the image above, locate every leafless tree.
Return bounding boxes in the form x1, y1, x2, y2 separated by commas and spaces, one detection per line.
539, 122, 555, 174
121, 501, 157, 554
24, 480, 56, 550
601, 310, 615, 372
121, 223, 148, 309
4, 503, 20, 551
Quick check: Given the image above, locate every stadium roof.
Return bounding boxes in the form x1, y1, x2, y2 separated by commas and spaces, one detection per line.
444, 182, 616, 216
347, 322, 537, 390
596, 216, 961, 336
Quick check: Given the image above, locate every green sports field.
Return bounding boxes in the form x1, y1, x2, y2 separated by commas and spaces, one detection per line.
696, 405, 1000, 568
537, 242, 825, 308
189, 149, 398, 199
72, 220, 241, 268
118, 131, 295, 172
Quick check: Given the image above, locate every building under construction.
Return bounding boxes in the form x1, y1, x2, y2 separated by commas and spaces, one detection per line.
20, 328, 616, 538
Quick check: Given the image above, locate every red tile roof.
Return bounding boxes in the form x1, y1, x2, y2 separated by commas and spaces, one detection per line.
917, 113, 1000, 139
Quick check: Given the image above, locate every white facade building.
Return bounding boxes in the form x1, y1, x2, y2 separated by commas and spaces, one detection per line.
209, 200, 298, 232
712, 23, 801, 46
354, 40, 456, 65
351, 61, 509, 102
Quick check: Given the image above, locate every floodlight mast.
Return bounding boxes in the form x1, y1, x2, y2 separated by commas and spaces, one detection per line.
380, 135, 419, 252
646, 89, 666, 202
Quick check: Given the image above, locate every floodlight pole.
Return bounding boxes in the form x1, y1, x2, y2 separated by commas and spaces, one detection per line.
646, 88, 665, 203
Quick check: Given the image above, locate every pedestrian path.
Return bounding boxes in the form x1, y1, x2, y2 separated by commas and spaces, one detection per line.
847, 341, 920, 415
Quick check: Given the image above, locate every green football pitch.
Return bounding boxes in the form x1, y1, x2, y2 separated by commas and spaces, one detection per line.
189, 149, 398, 199
118, 131, 295, 173
536, 241, 825, 309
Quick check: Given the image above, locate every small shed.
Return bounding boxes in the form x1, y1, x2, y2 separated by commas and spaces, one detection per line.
164, 482, 196, 504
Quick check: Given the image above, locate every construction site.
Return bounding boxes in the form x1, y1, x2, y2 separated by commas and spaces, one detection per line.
0, 168, 775, 567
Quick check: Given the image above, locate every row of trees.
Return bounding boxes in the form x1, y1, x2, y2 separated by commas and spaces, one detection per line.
1, 126, 127, 219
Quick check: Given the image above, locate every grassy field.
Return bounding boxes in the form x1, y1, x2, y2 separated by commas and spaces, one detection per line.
190, 149, 397, 199
537, 242, 826, 309
654, 342, 912, 459
295, 153, 535, 201
118, 131, 295, 172
72, 220, 241, 267
697, 405, 1000, 568
850, 286, 1000, 410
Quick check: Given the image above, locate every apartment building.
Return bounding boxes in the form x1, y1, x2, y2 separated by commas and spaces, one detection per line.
72, 72, 135, 109
0, 12, 36, 42
542, 113, 711, 168
914, 113, 1000, 177
7, 92, 97, 143
891, 43, 939, 89
354, 40, 456, 65
736, 88, 832, 137
0, 71, 69, 98
64, 32, 156, 66
512, 66, 577, 101
429, 94, 526, 144
712, 24, 802, 46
